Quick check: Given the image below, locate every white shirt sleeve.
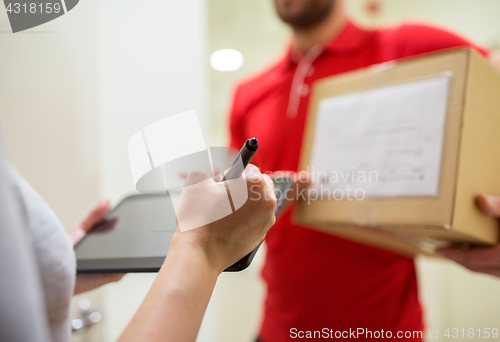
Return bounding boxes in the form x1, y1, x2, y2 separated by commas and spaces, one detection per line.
0, 152, 52, 342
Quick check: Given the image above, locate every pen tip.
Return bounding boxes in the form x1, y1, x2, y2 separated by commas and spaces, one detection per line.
247, 137, 258, 150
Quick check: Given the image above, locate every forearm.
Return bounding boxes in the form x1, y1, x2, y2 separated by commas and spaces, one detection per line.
118, 238, 220, 342
118, 168, 275, 341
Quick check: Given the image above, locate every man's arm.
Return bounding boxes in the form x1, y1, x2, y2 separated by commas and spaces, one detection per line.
439, 194, 500, 278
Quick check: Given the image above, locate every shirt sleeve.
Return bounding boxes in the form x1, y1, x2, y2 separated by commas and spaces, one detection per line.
0, 153, 51, 342
390, 23, 489, 59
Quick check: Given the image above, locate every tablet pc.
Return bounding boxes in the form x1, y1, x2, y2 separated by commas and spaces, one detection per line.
75, 194, 176, 273
75, 176, 293, 273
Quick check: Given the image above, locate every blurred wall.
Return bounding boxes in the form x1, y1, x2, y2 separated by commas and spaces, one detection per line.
0, 1, 100, 231
0, 0, 211, 341
96, 0, 210, 341
208, 0, 289, 146
0, 2, 104, 342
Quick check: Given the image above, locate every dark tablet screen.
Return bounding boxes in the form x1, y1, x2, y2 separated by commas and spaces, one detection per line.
75, 194, 176, 273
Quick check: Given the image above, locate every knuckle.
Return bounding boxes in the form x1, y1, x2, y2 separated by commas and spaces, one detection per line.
262, 173, 272, 183
187, 170, 210, 183
247, 175, 265, 191
268, 214, 276, 227
269, 195, 278, 208
246, 173, 262, 184
264, 196, 278, 212
260, 179, 270, 190
245, 164, 260, 173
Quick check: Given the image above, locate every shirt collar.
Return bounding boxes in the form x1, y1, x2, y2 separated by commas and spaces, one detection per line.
282, 20, 372, 69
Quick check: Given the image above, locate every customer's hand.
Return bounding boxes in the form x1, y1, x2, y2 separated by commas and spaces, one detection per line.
70, 198, 125, 295
438, 193, 500, 278
169, 164, 277, 273
119, 165, 276, 342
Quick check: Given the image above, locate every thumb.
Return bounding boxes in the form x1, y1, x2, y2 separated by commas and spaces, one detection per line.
80, 198, 111, 232
477, 193, 500, 217
69, 198, 110, 246
267, 171, 311, 217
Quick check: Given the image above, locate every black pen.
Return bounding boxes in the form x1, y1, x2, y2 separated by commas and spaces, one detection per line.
224, 137, 260, 272
222, 137, 259, 181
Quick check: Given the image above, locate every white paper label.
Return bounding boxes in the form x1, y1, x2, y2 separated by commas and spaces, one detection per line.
309, 75, 451, 198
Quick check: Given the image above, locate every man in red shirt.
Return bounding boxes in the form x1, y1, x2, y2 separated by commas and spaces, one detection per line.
229, 0, 497, 341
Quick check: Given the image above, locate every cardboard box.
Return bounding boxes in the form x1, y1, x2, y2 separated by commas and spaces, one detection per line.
295, 48, 500, 256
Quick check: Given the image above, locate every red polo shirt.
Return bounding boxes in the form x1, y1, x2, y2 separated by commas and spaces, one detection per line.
229, 21, 488, 342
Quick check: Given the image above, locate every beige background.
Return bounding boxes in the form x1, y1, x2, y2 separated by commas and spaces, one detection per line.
1, 0, 500, 341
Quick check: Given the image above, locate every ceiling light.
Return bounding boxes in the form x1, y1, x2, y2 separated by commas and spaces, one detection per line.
210, 49, 244, 72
